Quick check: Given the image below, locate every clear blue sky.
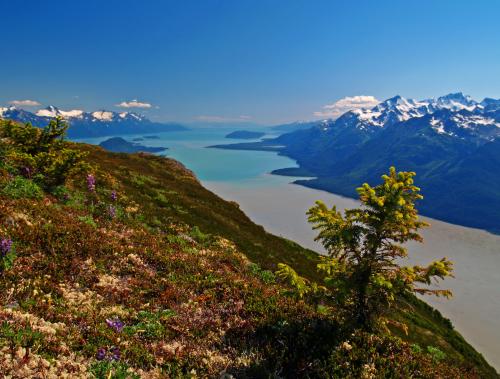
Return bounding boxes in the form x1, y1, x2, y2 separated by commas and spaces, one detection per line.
1, 0, 500, 124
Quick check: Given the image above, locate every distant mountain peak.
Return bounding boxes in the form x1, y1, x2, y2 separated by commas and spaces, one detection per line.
439, 92, 469, 100
310, 92, 500, 140
433, 92, 477, 111
36, 106, 85, 119
0, 104, 187, 137
383, 95, 405, 105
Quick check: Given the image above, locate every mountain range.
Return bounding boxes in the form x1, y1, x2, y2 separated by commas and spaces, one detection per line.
0, 105, 187, 138
213, 93, 500, 233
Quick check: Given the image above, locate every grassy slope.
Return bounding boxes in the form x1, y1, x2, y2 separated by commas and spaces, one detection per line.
80, 144, 320, 280
80, 144, 496, 377
0, 132, 496, 377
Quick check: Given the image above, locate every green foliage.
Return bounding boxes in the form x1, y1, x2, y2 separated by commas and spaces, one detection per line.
78, 215, 98, 228
0, 322, 44, 350
411, 343, 423, 354
188, 226, 211, 244
0, 118, 88, 189
2, 176, 43, 199
427, 345, 447, 362
130, 173, 158, 187
276, 263, 314, 298
90, 361, 140, 379
278, 167, 453, 331
123, 309, 175, 340
248, 262, 276, 284
0, 241, 16, 272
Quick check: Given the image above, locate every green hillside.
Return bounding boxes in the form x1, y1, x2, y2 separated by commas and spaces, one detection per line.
0, 119, 497, 378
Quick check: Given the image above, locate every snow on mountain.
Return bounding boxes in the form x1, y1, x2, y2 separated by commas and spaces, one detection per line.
36, 106, 84, 119
433, 92, 478, 111
0, 107, 11, 117
29, 106, 147, 124
0, 104, 187, 138
60, 109, 84, 118
91, 111, 114, 121
35, 105, 59, 118
430, 116, 450, 136
324, 93, 500, 142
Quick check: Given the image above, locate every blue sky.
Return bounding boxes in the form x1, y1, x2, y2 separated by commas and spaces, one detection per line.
1, 0, 500, 124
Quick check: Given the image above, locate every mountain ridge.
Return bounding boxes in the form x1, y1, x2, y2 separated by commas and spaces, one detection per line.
212, 93, 500, 233
0, 105, 187, 138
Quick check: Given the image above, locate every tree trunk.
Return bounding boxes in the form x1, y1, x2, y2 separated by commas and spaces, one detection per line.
355, 265, 372, 331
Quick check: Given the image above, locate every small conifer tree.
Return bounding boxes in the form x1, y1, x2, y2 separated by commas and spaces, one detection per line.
1, 118, 88, 188
277, 167, 453, 331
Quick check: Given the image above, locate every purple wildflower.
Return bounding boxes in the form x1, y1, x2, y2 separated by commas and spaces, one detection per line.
96, 347, 106, 361
105, 317, 124, 333
109, 346, 121, 361
111, 190, 117, 202
86, 174, 96, 192
0, 238, 12, 258
108, 205, 116, 219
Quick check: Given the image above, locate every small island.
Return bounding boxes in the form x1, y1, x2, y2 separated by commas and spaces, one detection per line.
143, 135, 161, 139
99, 137, 167, 153
225, 130, 265, 139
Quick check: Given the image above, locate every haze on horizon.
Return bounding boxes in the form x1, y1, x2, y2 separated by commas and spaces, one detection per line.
1, 0, 500, 124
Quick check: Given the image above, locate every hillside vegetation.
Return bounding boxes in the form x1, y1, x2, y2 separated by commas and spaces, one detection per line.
0, 119, 497, 378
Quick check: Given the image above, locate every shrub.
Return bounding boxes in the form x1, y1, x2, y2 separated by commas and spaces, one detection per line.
0, 118, 89, 189
248, 262, 276, 284
189, 226, 211, 244
427, 345, 447, 362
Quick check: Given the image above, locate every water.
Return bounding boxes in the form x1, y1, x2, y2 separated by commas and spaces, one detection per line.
78, 127, 500, 370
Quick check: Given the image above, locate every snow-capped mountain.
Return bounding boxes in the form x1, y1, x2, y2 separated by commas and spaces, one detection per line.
33, 105, 149, 124
0, 105, 186, 138
217, 93, 500, 233
0, 106, 47, 125
432, 92, 478, 111
322, 92, 500, 142
35, 105, 85, 119
480, 97, 500, 112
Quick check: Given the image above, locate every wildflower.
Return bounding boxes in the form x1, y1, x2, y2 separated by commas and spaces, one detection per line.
108, 205, 116, 219
0, 238, 13, 257
105, 317, 124, 332
96, 347, 106, 361
86, 174, 96, 192
111, 190, 117, 201
109, 346, 121, 361
341, 341, 352, 351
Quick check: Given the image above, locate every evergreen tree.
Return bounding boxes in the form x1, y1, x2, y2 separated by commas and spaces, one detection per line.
1, 118, 88, 188
277, 167, 453, 331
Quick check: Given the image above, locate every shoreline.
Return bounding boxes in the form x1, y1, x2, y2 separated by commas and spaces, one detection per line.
210, 144, 500, 235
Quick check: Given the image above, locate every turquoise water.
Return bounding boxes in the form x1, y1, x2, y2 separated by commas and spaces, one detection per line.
77, 127, 298, 185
